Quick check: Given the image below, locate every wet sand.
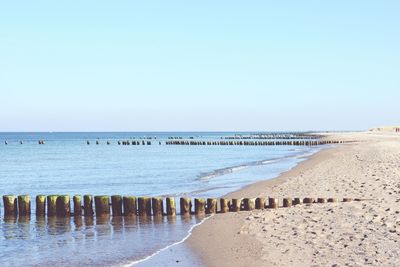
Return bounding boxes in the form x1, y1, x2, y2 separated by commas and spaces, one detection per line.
188, 132, 400, 266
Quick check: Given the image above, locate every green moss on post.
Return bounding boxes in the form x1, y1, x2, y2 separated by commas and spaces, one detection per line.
206, 198, 217, 214
283, 198, 292, 208
56, 195, 70, 216
83, 195, 94, 216
36, 195, 46, 216
194, 198, 206, 215
180, 197, 191, 216
73, 195, 82, 216
255, 197, 266, 209
18, 195, 31, 216
3, 195, 17, 216
94, 196, 110, 217
138, 197, 151, 216
151, 197, 164, 216
243, 198, 256, 211
269, 198, 279, 209
230, 198, 242, 212
220, 198, 230, 213
166, 197, 176, 216
111, 195, 123, 216
47, 195, 58, 216
123, 196, 137, 216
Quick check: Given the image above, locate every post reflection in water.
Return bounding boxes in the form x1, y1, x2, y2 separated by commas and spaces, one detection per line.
0, 214, 205, 266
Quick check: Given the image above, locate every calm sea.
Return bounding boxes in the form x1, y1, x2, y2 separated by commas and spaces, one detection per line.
0, 132, 319, 266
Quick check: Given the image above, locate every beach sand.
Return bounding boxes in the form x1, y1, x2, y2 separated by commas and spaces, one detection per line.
188, 132, 400, 266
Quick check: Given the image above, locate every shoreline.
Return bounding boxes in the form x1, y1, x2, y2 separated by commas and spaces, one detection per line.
187, 132, 400, 266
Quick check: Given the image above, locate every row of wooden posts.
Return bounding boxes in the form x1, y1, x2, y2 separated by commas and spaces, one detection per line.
1, 195, 354, 218
165, 140, 347, 146
222, 135, 320, 140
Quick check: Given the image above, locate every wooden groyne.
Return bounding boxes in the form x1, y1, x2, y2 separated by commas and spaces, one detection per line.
1, 195, 361, 218
3, 139, 354, 146
165, 140, 351, 146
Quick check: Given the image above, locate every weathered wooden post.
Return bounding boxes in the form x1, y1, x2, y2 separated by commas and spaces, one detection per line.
3, 195, 17, 216
231, 198, 242, 212
47, 195, 58, 216
18, 195, 31, 216
123, 196, 137, 216
152, 197, 164, 216
327, 198, 338, 203
36, 195, 46, 216
269, 198, 279, 209
83, 195, 94, 216
111, 195, 123, 216
73, 195, 82, 216
138, 197, 152, 216
166, 197, 176, 216
283, 198, 292, 208
180, 197, 192, 216
206, 198, 217, 214
56, 195, 70, 216
243, 198, 256, 211
317, 198, 327, 204
220, 198, 230, 213
293, 198, 303, 205
94, 196, 110, 217
255, 197, 266, 209
194, 198, 206, 215
303, 197, 314, 204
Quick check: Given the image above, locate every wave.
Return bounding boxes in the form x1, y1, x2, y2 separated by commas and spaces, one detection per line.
196, 154, 304, 182
117, 216, 212, 267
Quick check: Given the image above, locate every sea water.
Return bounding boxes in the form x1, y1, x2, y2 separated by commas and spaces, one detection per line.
0, 132, 319, 266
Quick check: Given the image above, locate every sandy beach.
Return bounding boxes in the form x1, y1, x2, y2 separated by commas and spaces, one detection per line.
188, 132, 400, 266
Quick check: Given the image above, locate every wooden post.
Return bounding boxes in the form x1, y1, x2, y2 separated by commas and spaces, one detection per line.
243, 198, 255, 211
343, 198, 353, 202
220, 198, 230, 213
111, 195, 123, 216
36, 195, 46, 216
56, 195, 70, 216
166, 197, 176, 216
231, 198, 242, 212
47, 195, 58, 216
255, 197, 266, 209
194, 198, 206, 215
123, 196, 137, 216
83, 195, 94, 216
73, 195, 82, 216
180, 197, 191, 216
269, 198, 279, 209
152, 197, 164, 216
293, 198, 303, 205
138, 197, 152, 216
317, 198, 327, 204
283, 198, 292, 208
206, 198, 217, 214
18, 195, 31, 216
94, 196, 110, 217
303, 197, 314, 204
3, 195, 17, 216
327, 198, 338, 203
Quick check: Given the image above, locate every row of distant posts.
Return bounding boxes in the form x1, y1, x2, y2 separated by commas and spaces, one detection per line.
1, 195, 353, 218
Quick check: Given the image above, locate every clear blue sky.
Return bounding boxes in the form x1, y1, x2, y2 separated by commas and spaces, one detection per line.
0, 1, 399, 131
